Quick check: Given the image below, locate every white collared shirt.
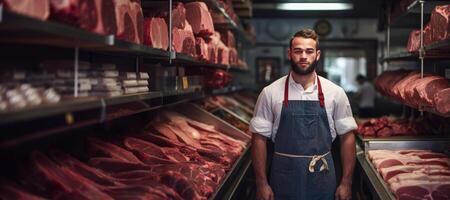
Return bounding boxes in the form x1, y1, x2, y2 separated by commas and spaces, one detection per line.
250, 73, 357, 142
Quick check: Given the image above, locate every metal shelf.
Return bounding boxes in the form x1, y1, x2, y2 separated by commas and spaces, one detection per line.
0, 9, 169, 59
381, 39, 450, 62
174, 53, 249, 72
390, 0, 450, 28
0, 92, 163, 125
201, 0, 255, 46
381, 52, 418, 62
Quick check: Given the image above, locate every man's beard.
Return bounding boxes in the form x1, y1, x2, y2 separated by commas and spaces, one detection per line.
291, 58, 318, 75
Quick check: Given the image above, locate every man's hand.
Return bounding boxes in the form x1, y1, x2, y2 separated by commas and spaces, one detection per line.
335, 183, 351, 200
256, 183, 274, 200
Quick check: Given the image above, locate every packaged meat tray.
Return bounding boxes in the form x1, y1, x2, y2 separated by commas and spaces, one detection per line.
119, 72, 138, 79
364, 146, 450, 200
137, 80, 149, 86
139, 72, 150, 80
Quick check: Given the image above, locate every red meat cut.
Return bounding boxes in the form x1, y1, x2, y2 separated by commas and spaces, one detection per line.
416, 78, 450, 106
196, 37, 210, 62
1, 0, 49, 20
86, 137, 142, 164
0, 184, 45, 200
435, 88, 450, 115
50, 0, 98, 32
144, 17, 169, 50
185, 2, 215, 37
114, 0, 135, 42
429, 5, 450, 42
172, 20, 196, 56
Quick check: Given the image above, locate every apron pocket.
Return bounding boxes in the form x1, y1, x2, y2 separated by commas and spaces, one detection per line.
291, 114, 318, 140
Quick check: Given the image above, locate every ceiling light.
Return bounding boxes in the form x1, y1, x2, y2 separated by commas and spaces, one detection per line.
276, 3, 353, 11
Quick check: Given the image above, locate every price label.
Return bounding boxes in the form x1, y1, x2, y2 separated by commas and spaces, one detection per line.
182, 76, 189, 89
65, 112, 74, 125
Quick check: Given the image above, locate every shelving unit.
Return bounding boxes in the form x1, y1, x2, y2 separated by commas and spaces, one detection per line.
381, 0, 450, 118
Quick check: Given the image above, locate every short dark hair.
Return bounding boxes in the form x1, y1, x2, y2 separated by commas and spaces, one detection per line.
356, 74, 366, 81
289, 28, 319, 50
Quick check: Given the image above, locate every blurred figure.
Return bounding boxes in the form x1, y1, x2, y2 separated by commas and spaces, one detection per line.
355, 74, 376, 118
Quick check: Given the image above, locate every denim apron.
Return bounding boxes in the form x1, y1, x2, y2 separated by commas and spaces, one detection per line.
270, 74, 336, 200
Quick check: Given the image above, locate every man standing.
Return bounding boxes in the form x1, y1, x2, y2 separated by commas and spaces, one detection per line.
250, 29, 357, 200
355, 74, 376, 118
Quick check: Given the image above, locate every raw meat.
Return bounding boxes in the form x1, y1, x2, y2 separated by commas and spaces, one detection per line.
2, 0, 50, 20
388, 171, 450, 185
161, 111, 201, 139
404, 75, 442, 107
0, 184, 45, 200
144, 17, 169, 50
380, 165, 450, 181
406, 29, 420, 52
229, 47, 238, 65
391, 72, 421, 102
114, 0, 135, 42
185, 2, 215, 37
429, 5, 450, 42
416, 78, 450, 106
22, 151, 113, 199
50, 0, 116, 35
390, 180, 450, 200
220, 30, 236, 48
129, 1, 144, 44
172, 20, 196, 56
124, 137, 190, 163
50, 0, 98, 32
86, 137, 142, 163
435, 88, 450, 115
196, 37, 210, 62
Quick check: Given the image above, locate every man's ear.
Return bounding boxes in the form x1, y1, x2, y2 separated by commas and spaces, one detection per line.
316, 50, 321, 61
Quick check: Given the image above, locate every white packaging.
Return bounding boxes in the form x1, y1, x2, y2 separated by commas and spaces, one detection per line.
123, 87, 139, 94
139, 72, 150, 80
137, 86, 149, 93
120, 72, 138, 79
121, 80, 138, 87
137, 80, 149, 86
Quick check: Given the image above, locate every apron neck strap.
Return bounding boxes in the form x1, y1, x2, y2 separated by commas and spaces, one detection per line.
283, 73, 325, 108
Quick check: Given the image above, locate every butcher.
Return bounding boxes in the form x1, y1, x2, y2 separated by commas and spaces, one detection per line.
250, 28, 357, 200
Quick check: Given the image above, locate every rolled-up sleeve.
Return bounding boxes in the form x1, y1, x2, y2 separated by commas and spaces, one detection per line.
333, 89, 357, 135
250, 88, 273, 138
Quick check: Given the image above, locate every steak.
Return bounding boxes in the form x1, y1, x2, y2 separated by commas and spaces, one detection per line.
50, 0, 98, 32
380, 165, 450, 181
406, 29, 420, 52
434, 88, 450, 115
94, 0, 117, 35
417, 78, 450, 106
0, 184, 46, 200
185, 2, 215, 37
129, 1, 144, 44
196, 37, 210, 62
172, 20, 196, 56
114, 0, 135, 43
390, 180, 450, 200
429, 5, 450, 42
124, 137, 190, 163
144, 17, 169, 50
1, 0, 50, 20
21, 151, 113, 199
86, 137, 142, 163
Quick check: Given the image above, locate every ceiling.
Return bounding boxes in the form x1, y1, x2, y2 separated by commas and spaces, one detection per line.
251, 0, 383, 18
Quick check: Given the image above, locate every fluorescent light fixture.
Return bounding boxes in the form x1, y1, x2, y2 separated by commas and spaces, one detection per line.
276, 3, 353, 10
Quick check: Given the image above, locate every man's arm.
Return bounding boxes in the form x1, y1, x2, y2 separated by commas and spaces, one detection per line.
252, 133, 273, 200
335, 131, 356, 200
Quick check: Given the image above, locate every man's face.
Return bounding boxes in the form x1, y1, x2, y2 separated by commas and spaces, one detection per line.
288, 37, 320, 75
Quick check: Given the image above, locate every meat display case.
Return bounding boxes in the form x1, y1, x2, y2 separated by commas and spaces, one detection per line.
0, 0, 257, 199
355, 139, 450, 200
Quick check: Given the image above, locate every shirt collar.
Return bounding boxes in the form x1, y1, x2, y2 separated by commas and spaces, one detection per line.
288, 71, 318, 92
